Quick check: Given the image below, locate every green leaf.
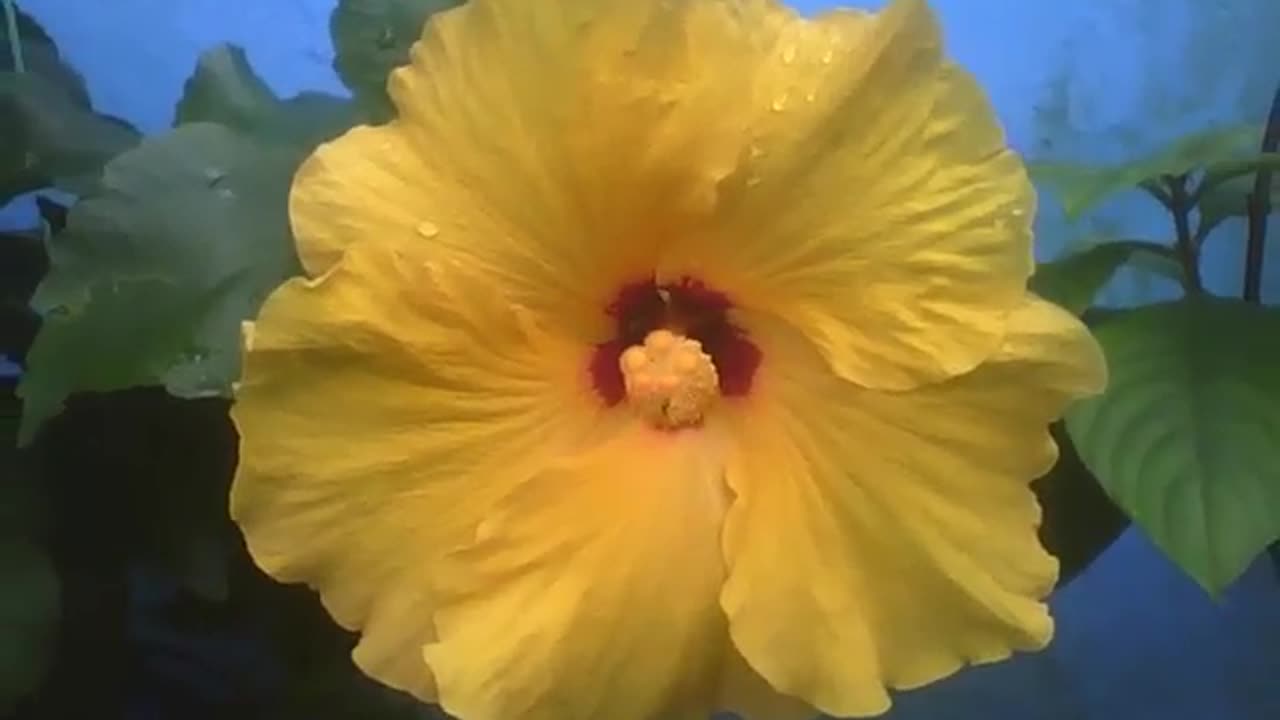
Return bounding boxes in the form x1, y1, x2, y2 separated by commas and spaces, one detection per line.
1195, 153, 1280, 238
174, 44, 279, 131
1, 6, 97, 202
16, 123, 303, 444
0, 538, 58, 714
1030, 240, 1182, 314
330, 0, 461, 122
1031, 124, 1262, 218
1200, 151, 1280, 192
0, 5, 89, 106
174, 43, 359, 148
1065, 297, 1280, 595
18, 277, 241, 445
0, 71, 141, 196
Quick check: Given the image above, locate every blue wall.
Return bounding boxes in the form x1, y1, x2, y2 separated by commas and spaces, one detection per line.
10, 1, 1280, 719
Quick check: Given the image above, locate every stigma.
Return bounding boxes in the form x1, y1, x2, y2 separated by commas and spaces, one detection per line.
619, 329, 719, 429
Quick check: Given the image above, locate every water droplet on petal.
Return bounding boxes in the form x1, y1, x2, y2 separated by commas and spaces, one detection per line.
770, 93, 789, 112
781, 44, 797, 64
821, 49, 834, 65
417, 221, 440, 238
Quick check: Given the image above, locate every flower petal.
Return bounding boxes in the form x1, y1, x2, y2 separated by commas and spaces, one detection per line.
287, 124, 431, 277
229, 240, 602, 701
292, 0, 774, 341
660, 0, 1035, 390
717, 645, 817, 720
424, 424, 732, 720
719, 296, 1105, 717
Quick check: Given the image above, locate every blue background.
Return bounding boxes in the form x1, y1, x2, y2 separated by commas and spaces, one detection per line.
5, 1, 1280, 718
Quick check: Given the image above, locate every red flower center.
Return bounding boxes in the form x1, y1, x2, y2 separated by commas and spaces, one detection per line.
590, 277, 762, 406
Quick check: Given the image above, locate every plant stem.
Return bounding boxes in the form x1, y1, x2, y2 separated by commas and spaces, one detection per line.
1167, 174, 1203, 294
2, 0, 24, 73
1244, 83, 1280, 304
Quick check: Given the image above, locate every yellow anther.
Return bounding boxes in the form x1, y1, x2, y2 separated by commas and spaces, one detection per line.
619, 329, 719, 429
673, 351, 699, 373
646, 328, 678, 351
621, 346, 649, 373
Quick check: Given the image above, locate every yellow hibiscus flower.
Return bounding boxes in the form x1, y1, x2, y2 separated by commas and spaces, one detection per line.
229, 0, 1107, 718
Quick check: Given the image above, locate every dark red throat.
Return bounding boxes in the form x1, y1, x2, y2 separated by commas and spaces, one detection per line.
589, 277, 762, 405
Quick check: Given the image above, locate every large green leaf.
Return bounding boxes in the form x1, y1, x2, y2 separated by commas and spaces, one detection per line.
174, 43, 359, 148
174, 44, 278, 130
1200, 151, 1280, 192
1030, 240, 1182, 314
18, 277, 242, 444
1031, 124, 1261, 218
1195, 152, 1280, 239
0, 537, 58, 714
330, 0, 461, 122
1065, 297, 1280, 595
0, 7, 138, 199
0, 72, 140, 197
16, 123, 303, 444
0, 5, 89, 105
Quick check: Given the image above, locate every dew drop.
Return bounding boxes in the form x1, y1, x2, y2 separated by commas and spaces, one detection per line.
780, 44, 797, 64
417, 221, 440, 238
770, 93, 789, 112
821, 49, 834, 65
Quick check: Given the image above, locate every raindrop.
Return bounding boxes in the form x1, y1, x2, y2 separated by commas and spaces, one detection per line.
417, 221, 440, 238
376, 26, 396, 50
820, 49, 834, 65
770, 93, 789, 112
780, 44, 797, 64
204, 167, 227, 187
804, 91, 817, 104
215, 188, 235, 201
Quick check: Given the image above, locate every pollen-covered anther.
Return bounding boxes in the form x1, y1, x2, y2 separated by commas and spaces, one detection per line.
619, 329, 720, 429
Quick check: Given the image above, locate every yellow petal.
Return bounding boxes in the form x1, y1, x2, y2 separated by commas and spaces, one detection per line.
660, 0, 1036, 391
718, 645, 817, 720
292, 0, 772, 342
229, 239, 602, 701
424, 424, 732, 720
719, 296, 1105, 717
